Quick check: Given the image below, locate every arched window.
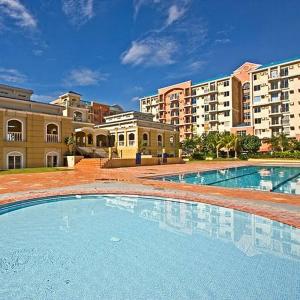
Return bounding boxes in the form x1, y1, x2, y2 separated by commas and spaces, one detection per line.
7, 119, 23, 142
118, 134, 125, 146
169, 136, 174, 146
87, 134, 93, 145
157, 134, 163, 147
73, 111, 83, 122
128, 133, 135, 146
243, 82, 250, 90
46, 123, 59, 143
142, 133, 149, 146
46, 152, 59, 168
7, 151, 23, 169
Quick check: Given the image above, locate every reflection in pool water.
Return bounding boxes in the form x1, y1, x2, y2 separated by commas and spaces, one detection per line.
157, 166, 300, 194
0, 195, 299, 299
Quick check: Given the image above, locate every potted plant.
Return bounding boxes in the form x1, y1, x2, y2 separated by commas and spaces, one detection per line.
64, 136, 83, 167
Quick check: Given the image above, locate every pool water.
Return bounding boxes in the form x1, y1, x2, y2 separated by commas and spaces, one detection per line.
0, 195, 299, 299
158, 166, 300, 194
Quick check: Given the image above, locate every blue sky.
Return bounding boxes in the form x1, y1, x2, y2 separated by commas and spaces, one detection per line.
0, 0, 299, 110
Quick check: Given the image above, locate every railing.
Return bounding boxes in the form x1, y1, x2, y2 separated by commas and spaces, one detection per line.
7, 132, 22, 142
128, 140, 135, 146
47, 134, 59, 143
118, 141, 125, 146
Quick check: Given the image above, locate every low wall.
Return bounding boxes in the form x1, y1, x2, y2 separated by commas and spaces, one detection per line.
248, 158, 300, 164
65, 156, 84, 167
104, 157, 184, 168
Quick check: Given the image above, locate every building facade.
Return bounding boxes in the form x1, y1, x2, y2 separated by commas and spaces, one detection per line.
95, 111, 179, 158
140, 56, 300, 141
0, 84, 72, 169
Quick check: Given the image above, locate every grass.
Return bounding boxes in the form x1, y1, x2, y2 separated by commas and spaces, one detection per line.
0, 167, 72, 175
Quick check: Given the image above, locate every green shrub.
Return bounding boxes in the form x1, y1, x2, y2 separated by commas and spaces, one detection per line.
249, 151, 300, 159
191, 152, 205, 160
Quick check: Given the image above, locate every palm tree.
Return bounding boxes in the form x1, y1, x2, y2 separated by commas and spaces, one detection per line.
267, 133, 289, 152
64, 136, 75, 155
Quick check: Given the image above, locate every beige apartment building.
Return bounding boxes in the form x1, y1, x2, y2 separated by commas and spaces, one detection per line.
250, 57, 300, 140
140, 56, 300, 141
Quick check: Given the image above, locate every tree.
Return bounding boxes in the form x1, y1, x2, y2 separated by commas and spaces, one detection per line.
203, 132, 221, 156
240, 135, 261, 154
219, 133, 235, 158
64, 136, 76, 155
182, 138, 197, 156
267, 133, 289, 152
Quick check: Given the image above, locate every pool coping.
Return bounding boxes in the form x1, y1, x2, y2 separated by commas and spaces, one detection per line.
1, 187, 300, 229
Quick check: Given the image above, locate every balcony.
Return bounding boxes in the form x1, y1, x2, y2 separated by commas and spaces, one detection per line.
170, 106, 179, 110
7, 132, 22, 142
128, 140, 135, 146
118, 141, 125, 146
46, 134, 59, 143
270, 122, 282, 127
184, 101, 192, 107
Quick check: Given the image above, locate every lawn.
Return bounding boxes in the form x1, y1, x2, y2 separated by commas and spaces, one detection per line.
0, 167, 72, 175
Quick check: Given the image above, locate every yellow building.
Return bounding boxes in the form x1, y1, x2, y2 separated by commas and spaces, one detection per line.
0, 84, 72, 169
0, 85, 180, 169
80, 111, 179, 159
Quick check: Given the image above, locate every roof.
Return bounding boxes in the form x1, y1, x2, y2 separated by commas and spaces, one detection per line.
192, 74, 231, 86
140, 93, 158, 99
68, 91, 82, 96
0, 83, 33, 93
256, 56, 300, 70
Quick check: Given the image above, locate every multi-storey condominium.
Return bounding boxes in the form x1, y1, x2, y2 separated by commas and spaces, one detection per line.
140, 56, 300, 141
250, 57, 300, 140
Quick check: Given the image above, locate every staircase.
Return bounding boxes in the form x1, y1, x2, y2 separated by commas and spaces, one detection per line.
76, 146, 108, 158
75, 158, 110, 171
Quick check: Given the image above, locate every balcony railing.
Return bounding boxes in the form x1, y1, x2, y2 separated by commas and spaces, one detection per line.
128, 140, 135, 146
118, 141, 125, 146
47, 134, 59, 143
7, 132, 22, 142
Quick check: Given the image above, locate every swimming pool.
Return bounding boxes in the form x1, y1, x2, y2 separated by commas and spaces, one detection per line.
0, 194, 299, 299
157, 165, 300, 194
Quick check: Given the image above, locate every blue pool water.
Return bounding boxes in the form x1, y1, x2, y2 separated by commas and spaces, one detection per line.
158, 166, 300, 194
0, 195, 299, 299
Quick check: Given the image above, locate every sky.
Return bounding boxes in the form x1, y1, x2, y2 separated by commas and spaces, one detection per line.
0, 0, 300, 110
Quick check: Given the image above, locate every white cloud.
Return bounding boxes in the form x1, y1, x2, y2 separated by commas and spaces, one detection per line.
165, 4, 186, 26
64, 68, 107, 86
0, 0, 37, 28
0, 68, 27, 83
215, 38, 231, 44
133, 0, 160, 19
121, 37, 177, 67
62, 0, 94, 26
188, 60, 206, 72
131, 96, 140, 102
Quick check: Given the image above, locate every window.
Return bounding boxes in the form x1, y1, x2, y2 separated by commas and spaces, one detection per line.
281, 91, 289, 101
224, 101, 230, 107
7, 151, 23, 169
243, 103, 250, 110
224, 80, 229, 87
118, 134, 125, 146
244, 112, 250, 120
270, 69, 278, 78
280, 67, 289, 77
46, 123, 59, 143
157, 134, 163, 147
270, 81, 278, 90
46, 152, 59, 167
204, 105, 209, 112
191, 97, 197, 105
224, 91, 230, 97
169, 136, 174, 146
224, 111, 230, 117
271, 92, 279, 102
7, 119, 23, 142
170, 93, 179, 100
142, 133, 149, 146
254, 107, 261, 113
254, 118, 262, 124
253, 74, 257, 80
254, 85, 261, 91
128, 133, 135, 146
280, 79, 289, 89
237, 130, 246, 136
73, 111, 83, 122
282, 103, 289, 113
243, 82, 250, 90
253, 96, 261, 103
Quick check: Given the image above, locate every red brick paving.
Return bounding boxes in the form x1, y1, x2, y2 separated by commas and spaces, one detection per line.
0, 161, 299, 228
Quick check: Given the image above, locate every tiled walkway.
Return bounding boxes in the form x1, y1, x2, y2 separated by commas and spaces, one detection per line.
0, 161, 299, 228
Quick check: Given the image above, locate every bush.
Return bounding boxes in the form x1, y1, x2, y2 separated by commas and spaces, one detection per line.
239, 153, 249, 160
249, 151, 300, 159
191, 152, 205, 160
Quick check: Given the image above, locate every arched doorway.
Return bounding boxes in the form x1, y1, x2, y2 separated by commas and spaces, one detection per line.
7, 119, 23, 141
96, 134, 108, 147
7, 151, 23, 169
76, 132, 86, 146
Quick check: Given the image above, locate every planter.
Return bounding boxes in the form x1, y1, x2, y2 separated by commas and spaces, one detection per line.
65, 156, 84, 167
